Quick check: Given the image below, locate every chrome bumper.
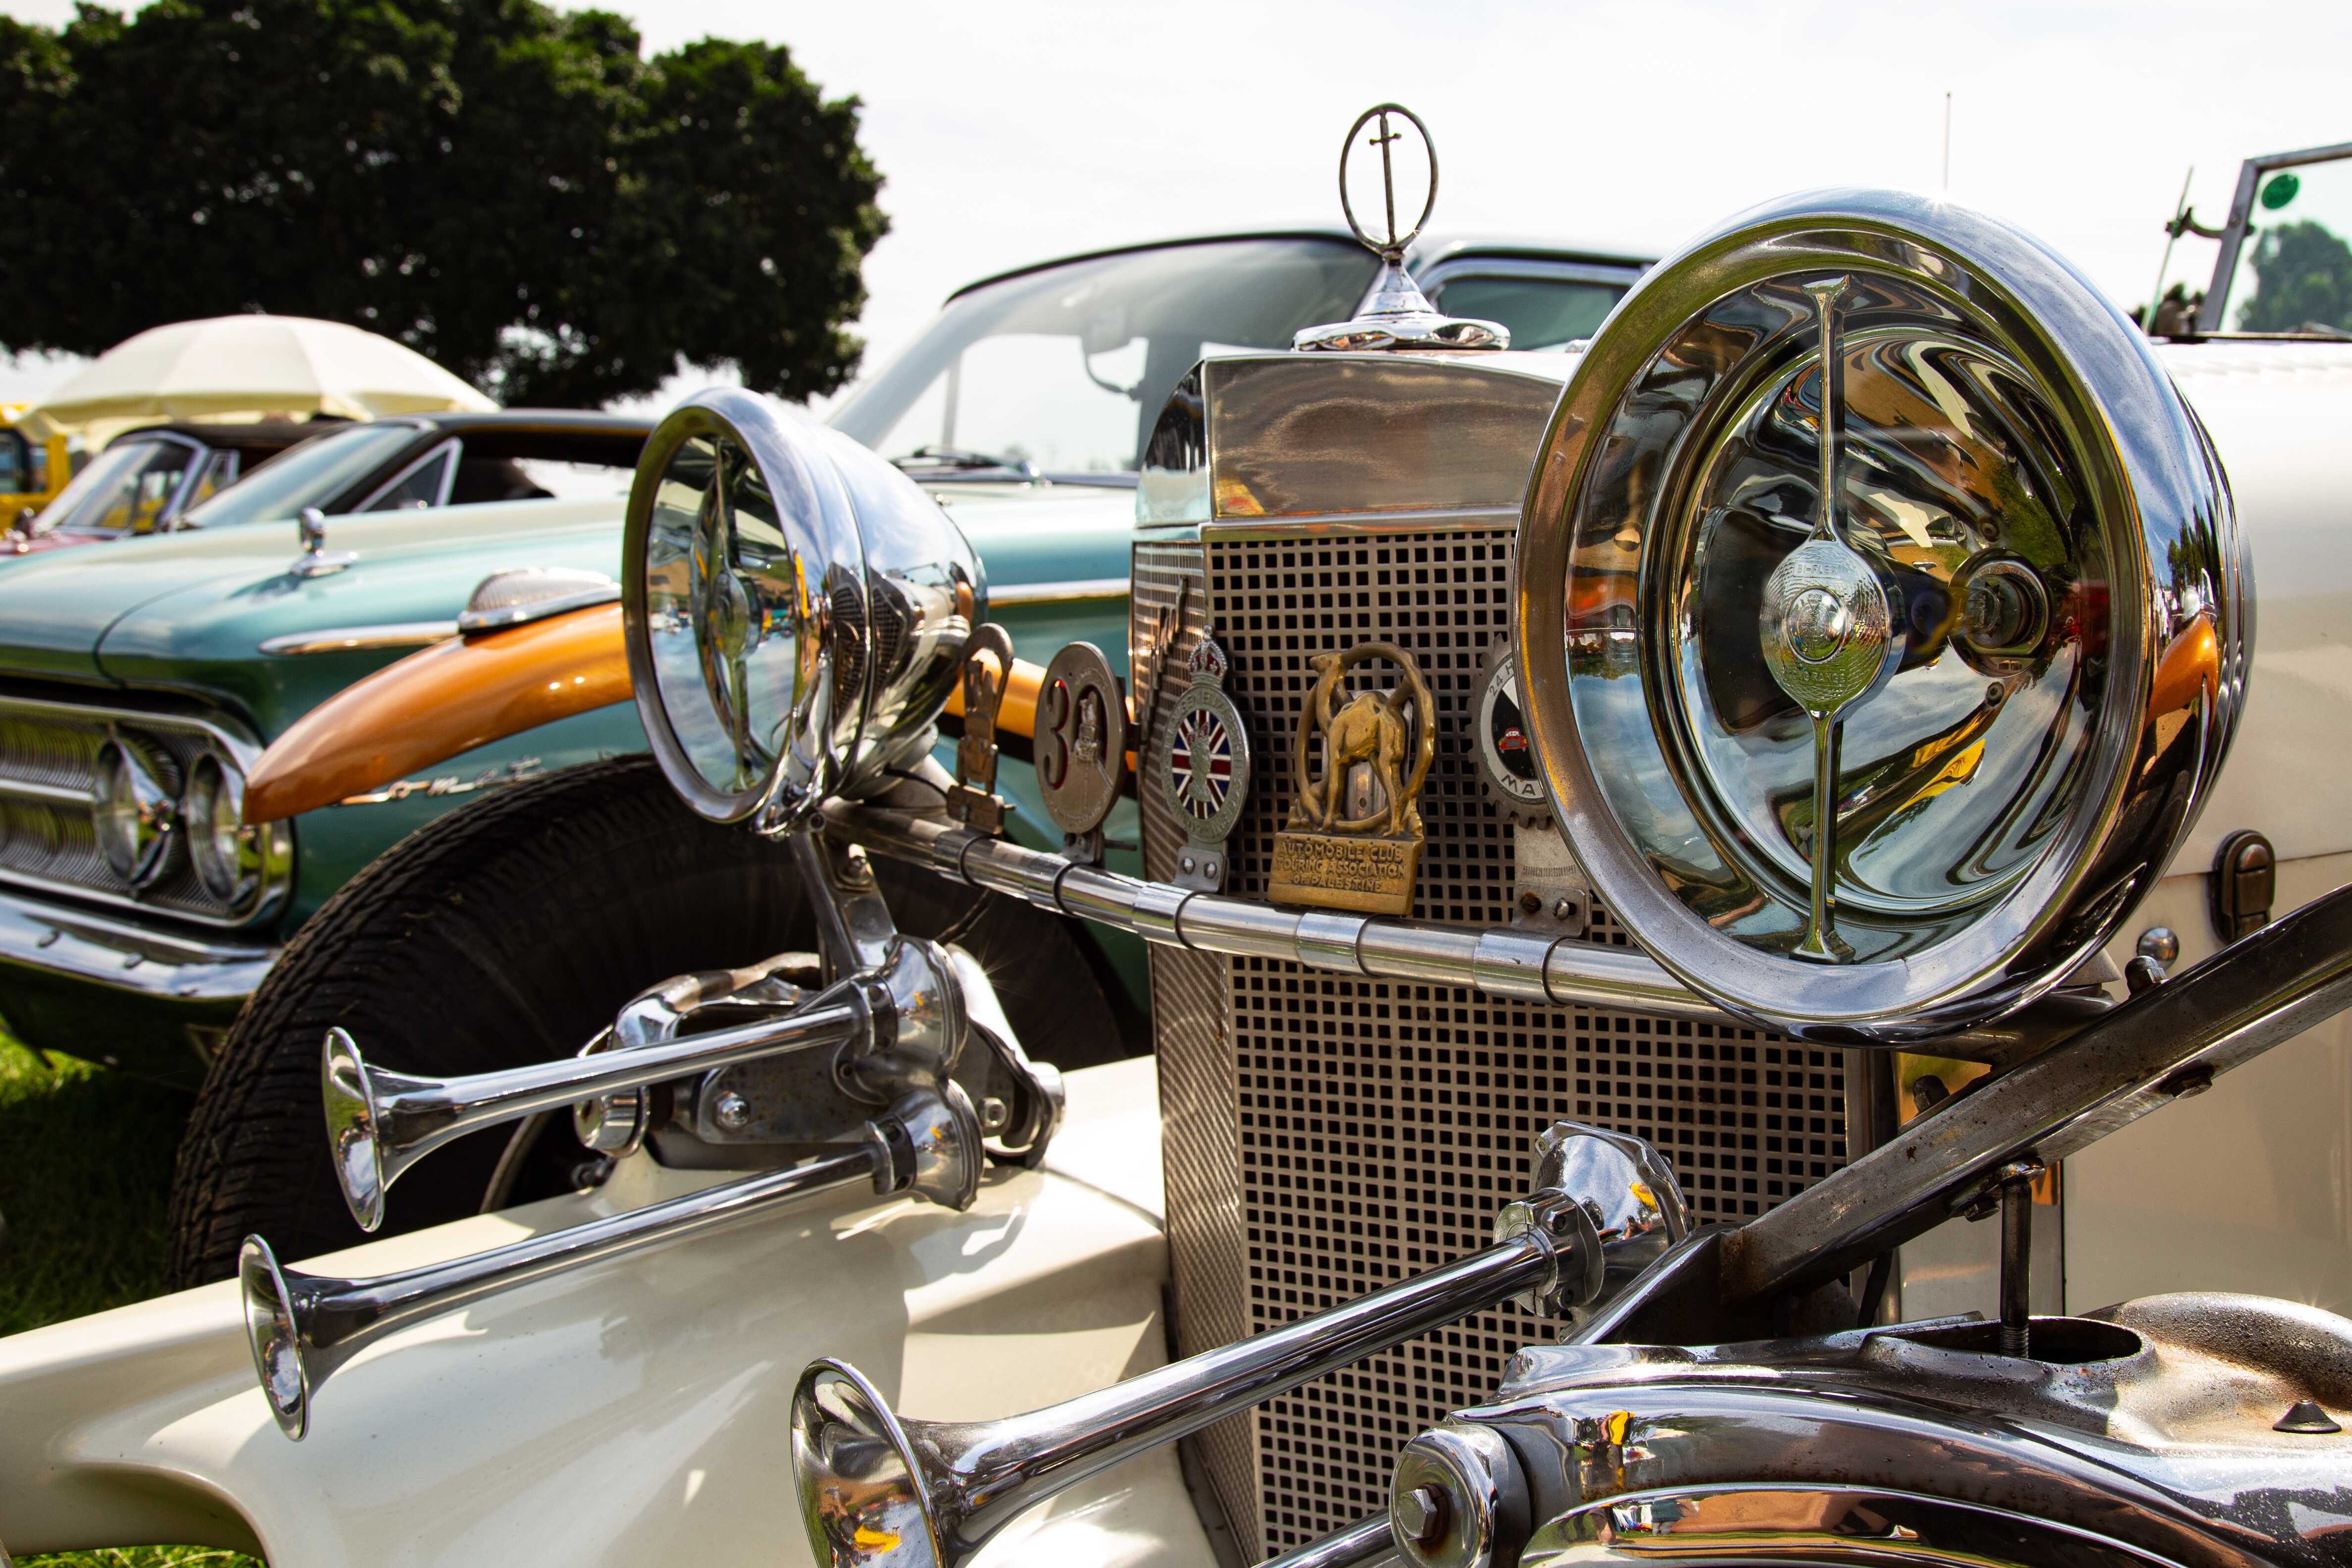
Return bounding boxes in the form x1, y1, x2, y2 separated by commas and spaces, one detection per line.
0, 889, 277, 1002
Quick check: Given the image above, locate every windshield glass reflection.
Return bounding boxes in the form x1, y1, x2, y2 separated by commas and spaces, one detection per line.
831, 238, 1380, 478
2227, 155, 2352, 336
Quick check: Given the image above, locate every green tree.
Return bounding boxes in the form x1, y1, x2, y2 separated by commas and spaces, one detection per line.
2236, 220, 2352, 335
0, 0, 886, 406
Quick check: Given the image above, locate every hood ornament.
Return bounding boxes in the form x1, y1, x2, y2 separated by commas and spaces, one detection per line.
289, 506, 358, 579
1295, 104, 1508, 353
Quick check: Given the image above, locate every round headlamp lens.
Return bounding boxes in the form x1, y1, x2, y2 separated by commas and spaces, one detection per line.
188, 752, 260, 904
638, 431, 825, 814
93, 737, 180, 886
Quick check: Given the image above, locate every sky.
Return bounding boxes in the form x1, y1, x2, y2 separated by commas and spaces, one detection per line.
4, 0, 2348, 408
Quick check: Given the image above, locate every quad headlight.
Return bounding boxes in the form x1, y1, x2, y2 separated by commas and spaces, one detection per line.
623, 389, 983, 828
1516, 190, 2248, 1042
93, 736, 182, 887
187, 752, 264, 904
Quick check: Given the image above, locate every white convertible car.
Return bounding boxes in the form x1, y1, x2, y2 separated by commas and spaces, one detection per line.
5, 120, 2352, 1568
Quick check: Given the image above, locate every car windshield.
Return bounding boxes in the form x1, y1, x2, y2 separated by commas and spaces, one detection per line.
31, 435, 200, 536
830, 237, 1381, 479
2220, 152, 2352, 336
178, 422, 420, 528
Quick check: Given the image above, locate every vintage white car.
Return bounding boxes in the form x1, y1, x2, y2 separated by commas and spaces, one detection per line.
5, 116, 2352, 1568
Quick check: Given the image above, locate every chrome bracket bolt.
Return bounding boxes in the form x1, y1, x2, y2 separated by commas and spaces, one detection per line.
1395, 1483, 1449, 1545
712, 1090, 752, 1130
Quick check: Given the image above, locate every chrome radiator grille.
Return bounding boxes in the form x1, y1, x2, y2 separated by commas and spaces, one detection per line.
0, 692, 280, 927
1138, 522, 1859, 1558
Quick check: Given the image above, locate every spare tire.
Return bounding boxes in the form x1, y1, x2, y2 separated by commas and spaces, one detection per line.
167, 754, 1130, 1287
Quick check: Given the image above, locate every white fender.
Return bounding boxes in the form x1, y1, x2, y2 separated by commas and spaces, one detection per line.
0, 1059, 1214, 1568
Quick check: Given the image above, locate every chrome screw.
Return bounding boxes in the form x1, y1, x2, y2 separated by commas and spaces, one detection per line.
1181, 855, 1197, 874
712, 1090, 751, 1130
980, 1097, 1009, 1134
2136, 926, 2180, 965
1553, 897, 1575, 920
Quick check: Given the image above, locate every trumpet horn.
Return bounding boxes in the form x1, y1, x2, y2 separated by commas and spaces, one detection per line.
321, 928, 972, 1232
246, 1082, 982, 1440
322, 983, 862, 1231
790, 1122, 1686, 1568
795, 1128, 1693, 1568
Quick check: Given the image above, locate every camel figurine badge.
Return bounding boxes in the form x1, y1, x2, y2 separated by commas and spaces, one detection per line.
1270, 640, 1436, 916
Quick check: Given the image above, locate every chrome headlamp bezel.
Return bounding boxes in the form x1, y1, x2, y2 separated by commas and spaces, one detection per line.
623, 388, 984, 830
1515, 189, 2249, 1043
93, 733, 183, 888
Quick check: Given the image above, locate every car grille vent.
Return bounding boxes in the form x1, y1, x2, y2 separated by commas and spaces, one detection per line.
1138, 521, 1861, 1559
0, 693, 284, 927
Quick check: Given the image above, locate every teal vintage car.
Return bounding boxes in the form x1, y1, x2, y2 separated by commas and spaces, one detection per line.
0, 231, 1649, 1269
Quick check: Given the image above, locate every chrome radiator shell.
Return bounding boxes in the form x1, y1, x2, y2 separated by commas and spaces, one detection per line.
1133, 520, 1865, 1558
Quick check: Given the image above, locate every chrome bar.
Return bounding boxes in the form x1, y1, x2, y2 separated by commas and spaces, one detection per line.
324, 989, 863, 1231
1263, 1515, 1393, 1568
825, 804, 2092, 1059
247, 1084, 983, 1441
1725, 880, 2352, 1303
252, 1148, 872, 1438
827, 803, 1728, 1022
793, 1229, 1561, 1568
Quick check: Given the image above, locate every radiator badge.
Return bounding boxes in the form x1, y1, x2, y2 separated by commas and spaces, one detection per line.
1474, 636, 1550, 829
948, 623, 1015, 835
1161, 637, 1250, 892
1038, 640, 1129, 863
1272, 641, 1435, 916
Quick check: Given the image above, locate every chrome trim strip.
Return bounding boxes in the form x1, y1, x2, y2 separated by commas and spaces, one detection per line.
830, 802, 2090, 1059
455, 583, 619, 635
0, 775, 91, 807
259, 621, 459, 656
986, 576, 1131, 607
0, 889, 276, 1001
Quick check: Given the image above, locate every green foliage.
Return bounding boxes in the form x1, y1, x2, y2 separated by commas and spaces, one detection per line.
0, 1040, 264, 1565
16, 1548, 263, 1567
2237, 220, 2352, 334
0, 1036, 192, 1335
0, 0, 887, 406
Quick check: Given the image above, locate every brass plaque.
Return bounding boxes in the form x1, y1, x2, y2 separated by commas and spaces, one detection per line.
1269, 641, 1434, 917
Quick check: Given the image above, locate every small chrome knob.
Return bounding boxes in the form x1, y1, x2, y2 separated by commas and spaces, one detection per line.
712, 1090, 752, 1130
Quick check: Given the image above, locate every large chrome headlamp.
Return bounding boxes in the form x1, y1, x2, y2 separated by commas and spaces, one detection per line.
1516, 190, 2248, 1042
623, 389, 984, 827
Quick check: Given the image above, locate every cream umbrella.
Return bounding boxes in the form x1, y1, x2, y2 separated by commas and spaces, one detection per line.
17, 314, 495, 445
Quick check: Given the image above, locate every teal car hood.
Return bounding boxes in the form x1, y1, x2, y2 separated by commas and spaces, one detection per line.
0, 483, 1136, 740
88, 499, 628, 736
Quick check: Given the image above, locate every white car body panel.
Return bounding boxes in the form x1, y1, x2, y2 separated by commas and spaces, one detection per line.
0, 1059, 1213, 1567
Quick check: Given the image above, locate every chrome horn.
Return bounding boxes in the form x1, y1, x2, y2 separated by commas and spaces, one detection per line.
245, 1082, 983, 1440
324, 936, 961, 1230
790, 1123, 1686, 1568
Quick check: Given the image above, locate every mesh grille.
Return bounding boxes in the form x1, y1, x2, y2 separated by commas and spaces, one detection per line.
1132, 543, 1263, 1557
0, 694, 265, 924
1139, 521, 1859, 1556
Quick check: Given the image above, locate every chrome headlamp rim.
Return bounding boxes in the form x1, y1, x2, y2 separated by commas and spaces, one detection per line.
93, 732, 182, 888
1516, 188, 2249, 1043
622, 389, 868, 829
187, 750, 258, 904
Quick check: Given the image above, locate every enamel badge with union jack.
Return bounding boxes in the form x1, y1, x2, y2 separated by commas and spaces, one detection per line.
1160, 637, 1250, 891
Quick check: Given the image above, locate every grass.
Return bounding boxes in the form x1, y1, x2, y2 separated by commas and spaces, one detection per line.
0, 1036, 264, 1568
